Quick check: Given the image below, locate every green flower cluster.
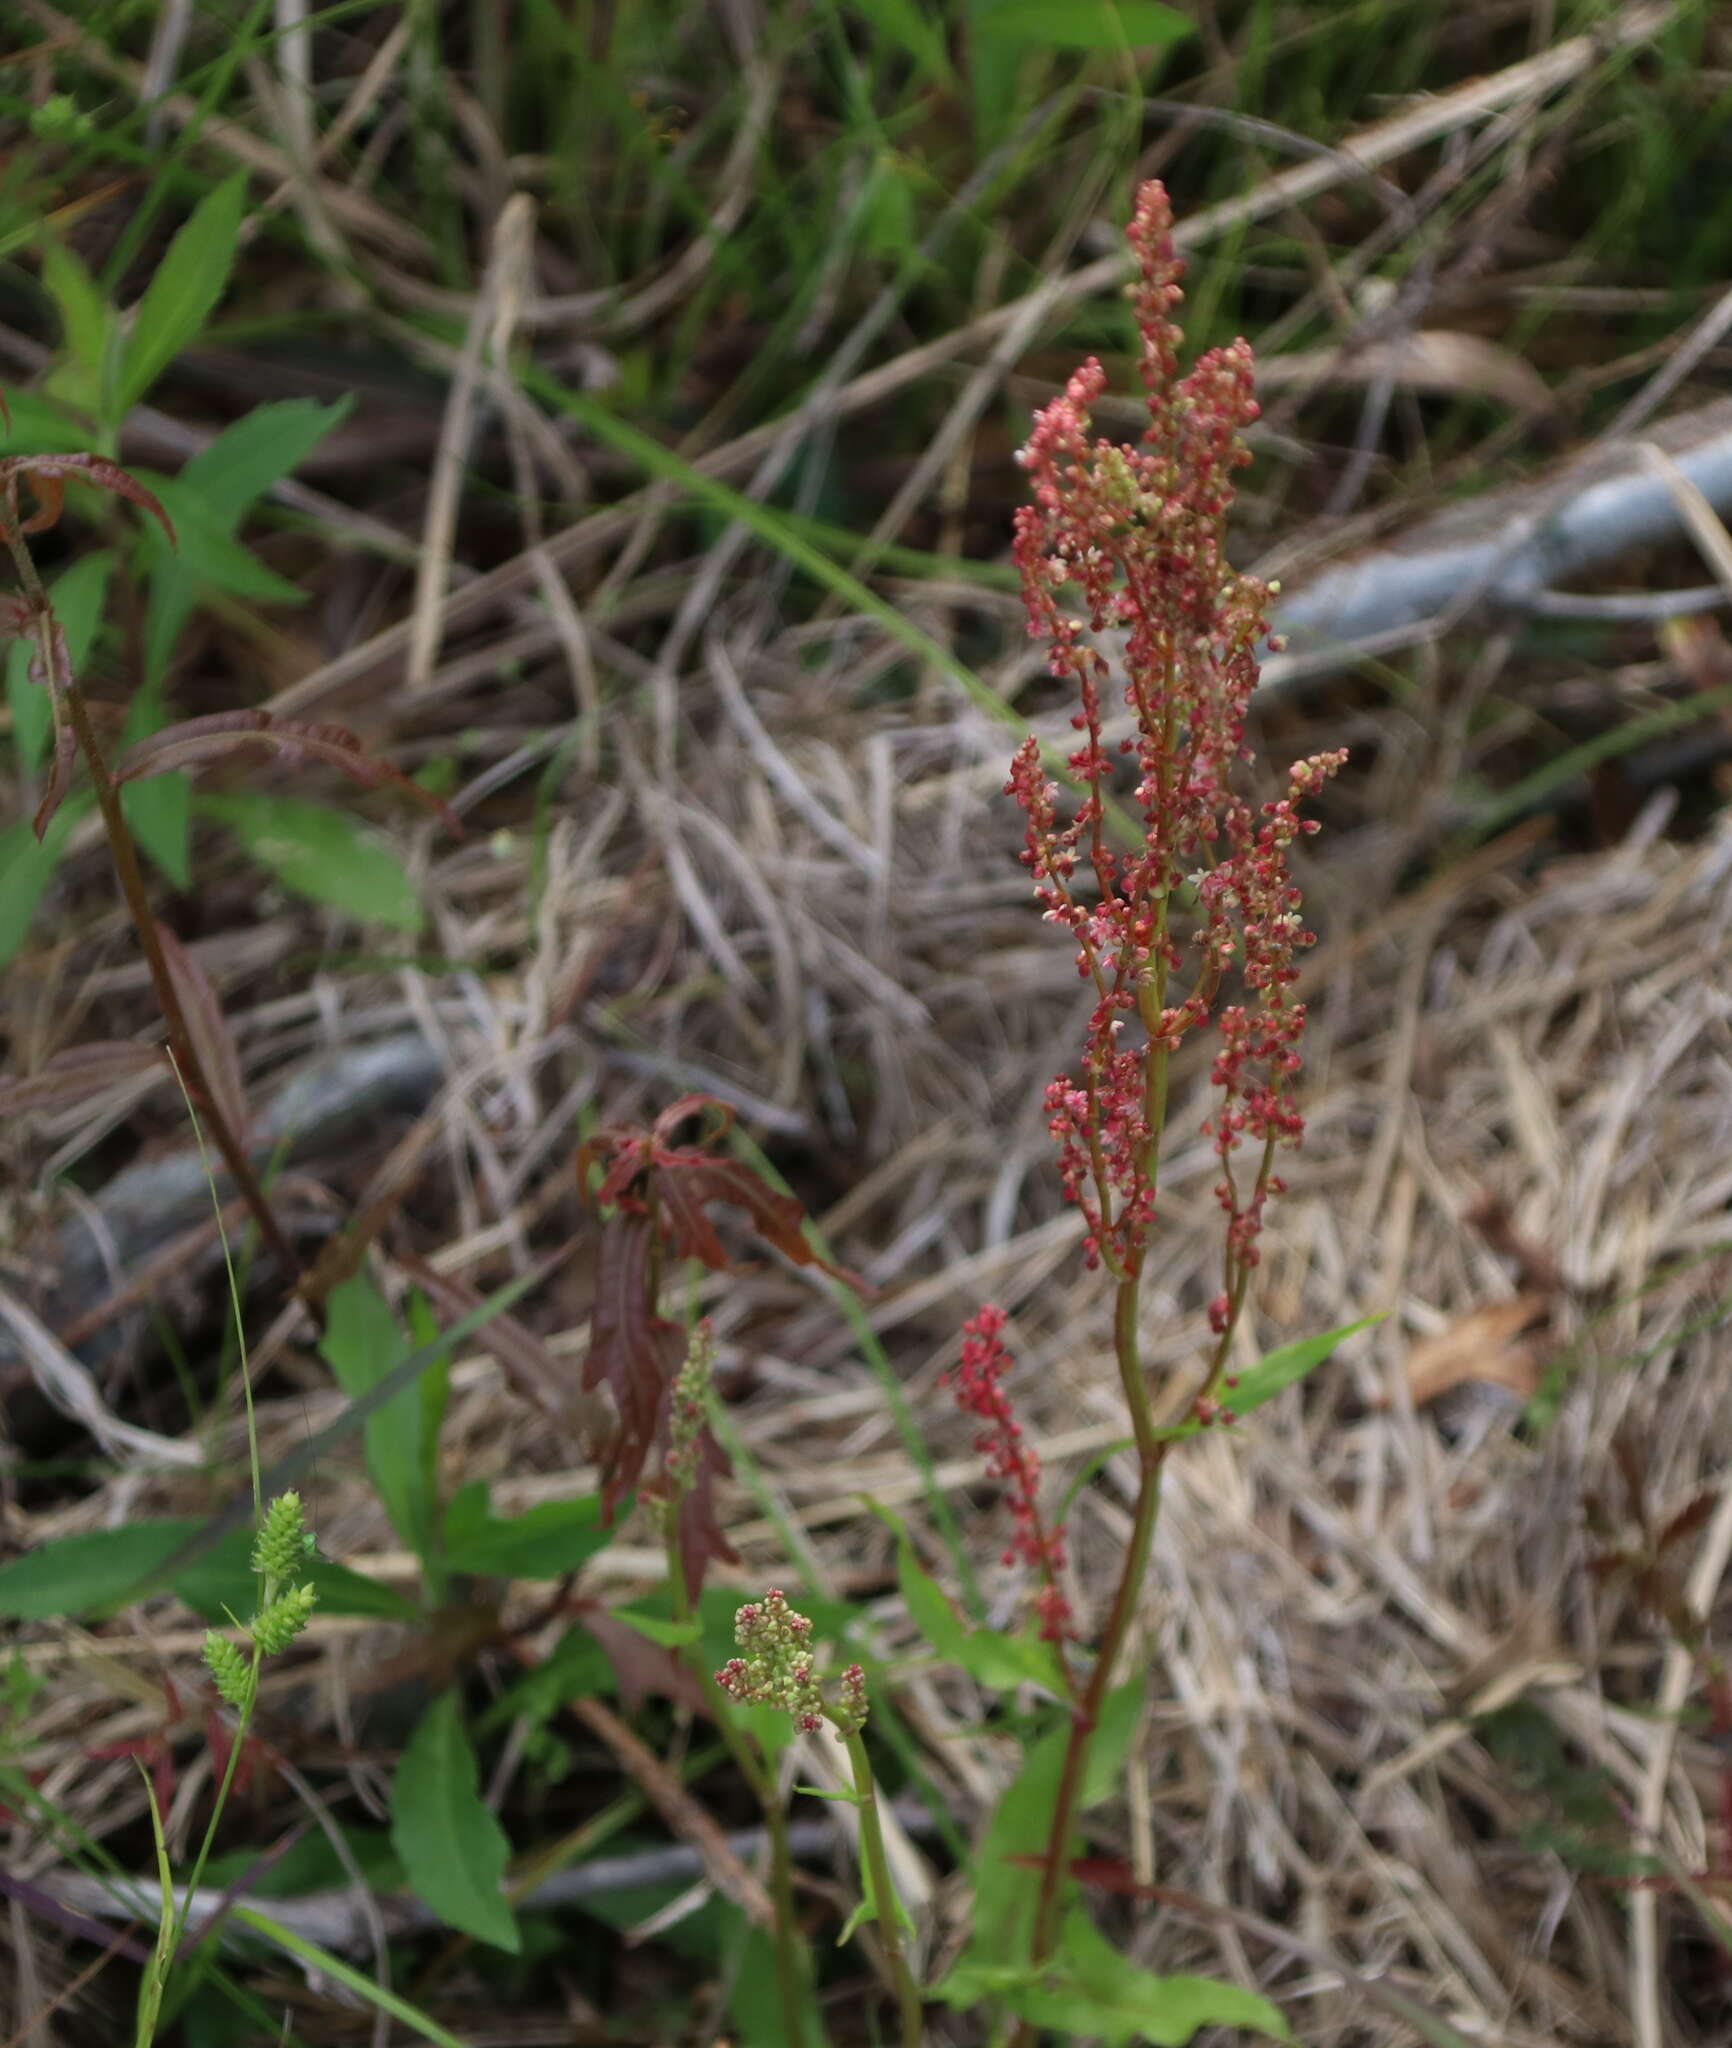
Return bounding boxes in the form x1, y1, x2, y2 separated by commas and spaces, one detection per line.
202, 1492, 319, 1708
714, 1589, 870, 1737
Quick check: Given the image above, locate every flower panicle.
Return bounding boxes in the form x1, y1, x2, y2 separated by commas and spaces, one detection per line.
1006, 179, 1344, 1277
715, 1589, 869, 1736
946, 1306, 1071, 1640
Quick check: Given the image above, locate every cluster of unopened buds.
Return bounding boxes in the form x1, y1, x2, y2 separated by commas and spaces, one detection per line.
716, 1590, 869, 1737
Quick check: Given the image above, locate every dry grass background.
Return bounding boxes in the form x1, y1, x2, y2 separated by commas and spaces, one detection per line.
7, 3, 1732, 2044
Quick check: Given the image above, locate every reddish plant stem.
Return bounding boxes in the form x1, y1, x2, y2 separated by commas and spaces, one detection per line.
58, 673, 304, 1293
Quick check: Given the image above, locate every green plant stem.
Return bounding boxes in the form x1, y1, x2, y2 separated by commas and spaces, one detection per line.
843, 1728, 923, 2048
56, 672, 303, 1291
664, 1531, 808, 2048
1029, 1270, 1165, 1972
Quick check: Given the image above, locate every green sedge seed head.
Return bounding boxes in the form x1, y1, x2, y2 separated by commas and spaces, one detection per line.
203, 1632, 251, 1709
251, 1492, 310, 1580
249, 1582, 317, 1656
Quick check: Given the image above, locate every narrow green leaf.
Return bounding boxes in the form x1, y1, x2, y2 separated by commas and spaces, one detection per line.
898, 1536, 1065, 1693
441, 1482, 612, 1580
40, 239, 117, 423
321, 1272, 436, 1560
199, 791, 424, 932
934, 1716, 1069, 1994
897, 1538, 970, 1659
123, 772, 191, 889
726, 1918, 829, 2048
0, 1521, 202, 1619
141, 477, 305, 604
607, 1606, 701, 1649
119, 175, 247, 411
408, 1291, 451, 1599
172, 1526, 417, 1625
1083, 1679, 1147, 1807
234, 1904, 473, 2048
180, 398, 348, 526
0, 389, 92, 457
0, 812, 73, 968
974, 0, 1191, 48
853, 0, 955, 84
1003, 1909, 1289, 2045
1157, 1315, 1383, 1443
390, 1690, 520, 1952
476, 1626, 614, 1731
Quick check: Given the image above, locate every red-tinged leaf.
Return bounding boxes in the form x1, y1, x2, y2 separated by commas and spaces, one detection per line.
18, 469, 63, 535
649, 1153, 852, 1279
153, 922, 249, 1146
652, 1093, 734, 1148
1657, 1490, 1718, 1554
32, 713, 76, 841
393, 1254, 569, 1433
111, 709, 460, 831
0, 595, 35, 639
0, 1041, 167, 1115
576, 1603, 706, 1715
652, 1156, 733, 1270
580, 1213, 682, 1517
676, 1428, 739, 1606
0, 455, 174, 545
30, 619, 77, 840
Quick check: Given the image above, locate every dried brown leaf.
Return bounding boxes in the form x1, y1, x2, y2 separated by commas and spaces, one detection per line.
154, 922, 249, 1146
0, 1042, 166, 1115
113, 710, 461, 830
1405, 1293, 1551, 1407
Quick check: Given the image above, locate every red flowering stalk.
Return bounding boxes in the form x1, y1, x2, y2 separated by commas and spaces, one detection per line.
948, 1306, 1071, 1642
1001, 180, 1343, 1967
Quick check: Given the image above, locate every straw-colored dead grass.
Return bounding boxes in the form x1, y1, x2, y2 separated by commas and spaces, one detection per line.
10, 615, 1732, 2043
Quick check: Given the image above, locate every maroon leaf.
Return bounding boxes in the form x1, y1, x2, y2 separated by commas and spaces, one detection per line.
25, 616, 77, 841
580, 1213, 683, 1518
154, 923, 249, 1147
650, 1152, 851, 1279
651, 1157, 732, 1270
0, 1042, 167, 1116
0, 454, 174, 544
1658, 1490, 1719, 1555
652, 1093, 734, 1148
575, 1603, 706, 1715
393, 1254, 569, 1433
111, 710, 460, 830
676, 1428, 739, 1607
18, 469, 63, 536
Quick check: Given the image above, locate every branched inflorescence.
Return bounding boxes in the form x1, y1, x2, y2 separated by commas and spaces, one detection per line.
1006, 180, 1343, 1287
715, 1589, 869, 1736
947, 1307, 1070, 1639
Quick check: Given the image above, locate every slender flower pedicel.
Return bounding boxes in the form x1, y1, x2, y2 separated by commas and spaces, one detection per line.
987, 179, 1344, 1972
